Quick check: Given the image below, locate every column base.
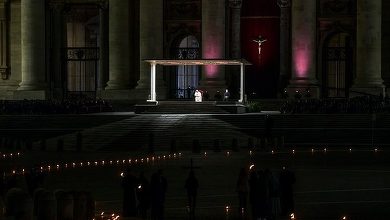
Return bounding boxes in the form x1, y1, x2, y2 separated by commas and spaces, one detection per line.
99, 88, 168, 101
134, 78, 168, 101
287, 80, 319, 99
98, 89, 136, 100
350, 84, 385, 97
199, 79, 227, 99
13, 90, 47, 100
105, 81, 131, 90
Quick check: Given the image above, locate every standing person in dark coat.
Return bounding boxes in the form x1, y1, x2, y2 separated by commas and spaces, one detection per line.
121, 168, 138, 217
279, 166, 296, 216
257, 170, 269, 220
185, 170, 199, 219
137, 172, 151, 220
150, 169, 167, 220
248, 169, 259, 220
236, 167, 249, 214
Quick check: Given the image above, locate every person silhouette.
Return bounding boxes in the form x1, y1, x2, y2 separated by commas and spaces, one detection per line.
224, 89, 230, 101
121, 168, 138, 217
236, 168, 249, 214
150, 169, 167, 220
280, 166, 296, 216
137, 172, 151, 220
185, 169, 199, 218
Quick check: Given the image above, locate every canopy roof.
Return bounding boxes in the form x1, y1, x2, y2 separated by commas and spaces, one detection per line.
144, 59, 251, 66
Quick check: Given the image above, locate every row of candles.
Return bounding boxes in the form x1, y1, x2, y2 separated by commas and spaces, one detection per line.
92, 212, 120, 220
3, 147, 385, 176
245, 147, 381, 156
224, 206, 347, 220
4, 153, 182, 177
0, 151, 21, 160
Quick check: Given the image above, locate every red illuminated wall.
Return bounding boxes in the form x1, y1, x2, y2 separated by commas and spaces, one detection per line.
241, 0, 280, 98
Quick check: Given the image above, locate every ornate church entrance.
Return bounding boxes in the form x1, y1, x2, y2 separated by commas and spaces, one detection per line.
171, 36, 200, 99
64, 5, 100, 98
323, 32, 353, 98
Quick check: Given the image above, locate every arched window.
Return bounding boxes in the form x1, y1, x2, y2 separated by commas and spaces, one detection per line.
174, 35, 200, 99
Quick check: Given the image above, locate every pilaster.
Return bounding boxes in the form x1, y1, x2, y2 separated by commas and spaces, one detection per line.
352, 0, 384, 96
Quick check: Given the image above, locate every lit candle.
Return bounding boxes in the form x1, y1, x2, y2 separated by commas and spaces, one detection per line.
290, 213, 295, 220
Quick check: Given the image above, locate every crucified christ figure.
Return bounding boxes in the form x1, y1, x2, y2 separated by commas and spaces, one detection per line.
252, 35, 267, 56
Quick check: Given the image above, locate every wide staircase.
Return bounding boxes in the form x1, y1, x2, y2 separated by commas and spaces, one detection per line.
2, 113, 389, 152
40, 114, 252, 152
137, 101, 231, 114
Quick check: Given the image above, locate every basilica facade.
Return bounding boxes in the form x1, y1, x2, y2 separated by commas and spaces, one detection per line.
0, 0, 389, 100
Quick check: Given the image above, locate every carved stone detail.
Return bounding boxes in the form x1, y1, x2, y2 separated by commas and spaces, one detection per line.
228, 0, 242, 9
0, 68, 8, 80
277, 0, 291, 8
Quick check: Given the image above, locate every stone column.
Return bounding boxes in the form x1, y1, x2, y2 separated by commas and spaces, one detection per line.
17, 0, 47, 98
98, 3, 108, 90
135, 0, 166, 100
49, 2, 65, 98
277, 0, 291, 93
0, 0, 8, 80
200, 0, 226, 95
105, 0, 130, 90
352, 0, 384, 95
229, 0, 241, 59
288, 0, 318, 97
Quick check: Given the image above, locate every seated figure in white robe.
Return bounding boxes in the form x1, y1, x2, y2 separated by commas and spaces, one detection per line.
194, 90, 202, 102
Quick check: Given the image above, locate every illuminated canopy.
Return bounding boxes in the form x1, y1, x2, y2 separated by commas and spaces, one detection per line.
144, 59, 251, 66
144, 59, 251, 103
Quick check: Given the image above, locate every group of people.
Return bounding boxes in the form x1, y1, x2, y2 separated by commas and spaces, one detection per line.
280, 96, 390, 114
193, 89, 231, 102
121, 168, 199, 220
121, 169, 168, 220
236, 166, 296, 220
0, 98, 113, 114
121, 166, 294, 220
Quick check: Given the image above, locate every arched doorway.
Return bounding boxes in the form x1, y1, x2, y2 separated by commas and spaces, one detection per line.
322, 32, 353, 97
171, 35, 200, 99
